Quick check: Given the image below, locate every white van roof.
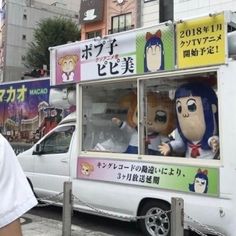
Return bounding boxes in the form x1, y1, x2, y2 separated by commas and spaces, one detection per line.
60, 112, 76, 124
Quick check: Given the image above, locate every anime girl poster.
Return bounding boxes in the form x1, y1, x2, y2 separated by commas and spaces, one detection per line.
136, 24, 175, 74
55, 43, 81, 85
144, 30, 165, 72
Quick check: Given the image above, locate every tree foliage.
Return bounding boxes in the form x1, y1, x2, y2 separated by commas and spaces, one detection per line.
25, 17, 80, 72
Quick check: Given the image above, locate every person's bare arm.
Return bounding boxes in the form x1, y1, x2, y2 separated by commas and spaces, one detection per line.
0, 219, 22, 236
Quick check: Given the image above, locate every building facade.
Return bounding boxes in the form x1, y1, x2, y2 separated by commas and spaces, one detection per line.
79, 0, 236, 40
141, 0, 160, 27
0, 0, 80, 82
36, 0, 80, 11
79, 0, 141, 40
175, 0, 236, 21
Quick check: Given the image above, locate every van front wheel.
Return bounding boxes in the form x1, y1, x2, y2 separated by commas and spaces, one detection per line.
138, 200, 171, 236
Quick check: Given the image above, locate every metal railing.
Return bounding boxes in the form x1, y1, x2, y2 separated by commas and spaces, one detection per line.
35, 182, 226, 236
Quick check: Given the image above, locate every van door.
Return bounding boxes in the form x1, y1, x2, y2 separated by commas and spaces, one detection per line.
32, 124, 75, 196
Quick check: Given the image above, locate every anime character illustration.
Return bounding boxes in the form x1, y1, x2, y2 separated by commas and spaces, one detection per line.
58, 55, 79, 82
159, 82, 219, 159
144, 30, 165, 72
80, 162, 94, 176
146, 92, 175, 155
112, 91, 138, 154
189, 169, 208, 194
112, 91, 175, 155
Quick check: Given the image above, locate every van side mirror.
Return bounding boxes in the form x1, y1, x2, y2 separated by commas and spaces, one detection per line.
33, 143, 43, 155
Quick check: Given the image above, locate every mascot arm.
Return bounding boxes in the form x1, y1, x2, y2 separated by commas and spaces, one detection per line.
159, 142, 171, 156
62, 73, 67, 81
112, 117, 122, 127
159, 129, 185, 156
169, 129, 185, 154
160, 135, 170, 144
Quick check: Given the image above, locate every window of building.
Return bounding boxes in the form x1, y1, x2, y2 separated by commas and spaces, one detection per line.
86, 31, 101, 39
159, 0, 173, 22
22, 34, 26, 40
111, 13, 132, 34
23, 14, 27, 20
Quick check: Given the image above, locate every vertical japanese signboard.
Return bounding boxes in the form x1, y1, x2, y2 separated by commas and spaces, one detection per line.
77, 157, 219, 196
176, 12, 226, 68
80, 23, 175, 81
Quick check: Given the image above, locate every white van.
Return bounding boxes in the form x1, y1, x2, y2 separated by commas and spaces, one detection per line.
19, 64, 236, 236
18, 11, 236, 236
18, 112, 76, 200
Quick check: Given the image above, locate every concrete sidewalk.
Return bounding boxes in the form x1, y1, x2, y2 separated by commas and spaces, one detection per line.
21, 212, 192, 236
21, 213, 112, 236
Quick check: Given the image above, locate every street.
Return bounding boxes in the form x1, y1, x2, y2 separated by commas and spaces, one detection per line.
22, 205, 198, 236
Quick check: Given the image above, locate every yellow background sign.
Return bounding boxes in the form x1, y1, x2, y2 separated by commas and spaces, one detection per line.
177, 13, 226, 68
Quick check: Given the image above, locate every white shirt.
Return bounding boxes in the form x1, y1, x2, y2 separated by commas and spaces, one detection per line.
170, 129, 218, 159
148, 134, 169, 152
120, 121, 138, 147
0, 134, 37, 228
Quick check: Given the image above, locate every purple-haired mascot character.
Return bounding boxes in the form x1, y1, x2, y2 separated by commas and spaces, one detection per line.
144, 30, 164, 72
189, 169, 209, 194
159, 82, 219, 159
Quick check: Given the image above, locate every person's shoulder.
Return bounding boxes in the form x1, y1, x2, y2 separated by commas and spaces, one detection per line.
0, 133, 8, 144
0, 134, 13, 154
0, 134, 7, 162
0, 133, 6, 145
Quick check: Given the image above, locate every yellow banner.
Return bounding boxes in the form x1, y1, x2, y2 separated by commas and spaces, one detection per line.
176, 13, 226, 68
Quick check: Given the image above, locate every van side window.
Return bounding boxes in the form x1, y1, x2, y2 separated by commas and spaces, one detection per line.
142, 73, 219, 160
38, 125, 75, 154
82, 83, 134, 153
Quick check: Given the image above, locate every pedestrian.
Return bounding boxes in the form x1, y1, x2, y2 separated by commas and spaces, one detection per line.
0, 133, 38, 236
